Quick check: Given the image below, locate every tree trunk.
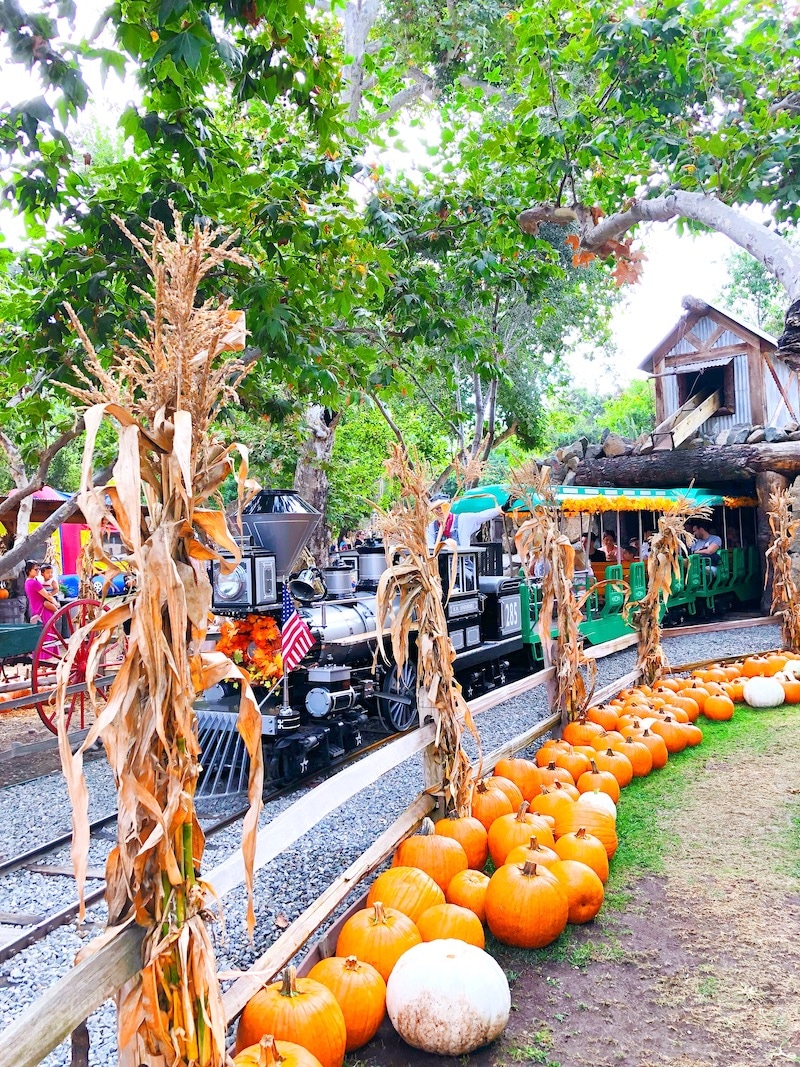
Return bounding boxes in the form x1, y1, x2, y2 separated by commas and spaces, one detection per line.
293, 405, 340, 564
756, 471, 788, 612
575, 442, 800, 488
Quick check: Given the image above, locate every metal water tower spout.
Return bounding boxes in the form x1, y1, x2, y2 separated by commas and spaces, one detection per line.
240, 490, 321, 578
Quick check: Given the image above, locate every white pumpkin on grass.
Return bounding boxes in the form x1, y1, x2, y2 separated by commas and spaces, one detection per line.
742, 676, 786, 709
576, 789, 617, 821
386, 939, 510, 1055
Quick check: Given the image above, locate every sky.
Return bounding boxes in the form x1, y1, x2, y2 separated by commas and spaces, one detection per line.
0, 5, 743, 397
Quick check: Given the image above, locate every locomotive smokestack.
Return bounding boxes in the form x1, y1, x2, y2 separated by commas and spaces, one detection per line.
240, 490, 321, 578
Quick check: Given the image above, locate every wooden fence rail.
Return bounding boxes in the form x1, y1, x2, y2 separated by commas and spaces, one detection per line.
0, 618, 777, 1067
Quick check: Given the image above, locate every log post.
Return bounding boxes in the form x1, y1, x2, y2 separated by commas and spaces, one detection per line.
575, 442, 800, 488
419, 687, 445, 818
756, 471, 788, 611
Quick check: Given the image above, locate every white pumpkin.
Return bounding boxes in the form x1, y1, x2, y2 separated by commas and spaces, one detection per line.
779, 660, 800, 682
577, 789, 617, 821
742, 676, 785, 709
386, 939, 510, 1055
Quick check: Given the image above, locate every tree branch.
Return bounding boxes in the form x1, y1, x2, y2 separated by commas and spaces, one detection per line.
401, 365, 462, 439
370, 392, 408, 455
517, 191, 800, 300
0, 419, 86, 519
0, 461, 114, 579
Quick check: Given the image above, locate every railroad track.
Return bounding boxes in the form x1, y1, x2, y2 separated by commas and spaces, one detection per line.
0, 729, 404, 965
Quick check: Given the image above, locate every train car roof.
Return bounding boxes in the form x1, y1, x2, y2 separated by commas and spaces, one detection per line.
451, 485, 757, 514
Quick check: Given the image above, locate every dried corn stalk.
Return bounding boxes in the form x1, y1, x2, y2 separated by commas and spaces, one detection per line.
633, 497, 710, 685
57, 212, 264, 1067
766, 488, 800, 652
509, 461, 595, 722
375, 445, 481, 815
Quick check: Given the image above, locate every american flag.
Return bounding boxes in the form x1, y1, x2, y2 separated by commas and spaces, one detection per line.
281, 584, 315, 673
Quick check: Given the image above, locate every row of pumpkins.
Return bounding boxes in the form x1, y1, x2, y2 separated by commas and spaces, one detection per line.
231, 652, 796, 1067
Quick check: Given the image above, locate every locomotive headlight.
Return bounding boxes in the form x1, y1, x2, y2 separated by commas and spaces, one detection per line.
216, 564, 248, 602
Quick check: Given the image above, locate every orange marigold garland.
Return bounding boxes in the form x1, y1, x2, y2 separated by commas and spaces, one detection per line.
216, 614, 283, 685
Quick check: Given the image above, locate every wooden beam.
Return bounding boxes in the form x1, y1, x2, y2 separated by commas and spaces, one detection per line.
220, 793, 436, 1020
652, 390, 721, 451
0, 924, 145, 1067
763, 352, 799, 423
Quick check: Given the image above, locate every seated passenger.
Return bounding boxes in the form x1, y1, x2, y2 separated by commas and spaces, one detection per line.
690, 519, 722, 571
602, 531, 619, 562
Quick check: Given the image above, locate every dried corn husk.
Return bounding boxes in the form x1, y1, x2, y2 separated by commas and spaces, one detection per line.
766, 488, 800, 652
631, 497, 710, 685
509, 462, 596, 721
375, 446, 481, 816
57, 211, 263, 1067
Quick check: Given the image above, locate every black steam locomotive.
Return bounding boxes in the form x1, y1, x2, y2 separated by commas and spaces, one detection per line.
199, 490, 527, 790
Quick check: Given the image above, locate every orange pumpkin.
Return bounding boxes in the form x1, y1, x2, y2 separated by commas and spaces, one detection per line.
484, 861, 569, 948
611, 736, 653, 777
546, 778, 580, 801
483, 775, 525, 811
720, 664, 742, 681
470, 779, 513, 830
649, 716, 687, 753
723, 679, 745, 703
550, 859, 605, 924
393, 818, 468, 892
445, 868, 490, 923
589, 730, 626, 751
537, 760, 575, 788
562, 717, 604, 746
553, 827, 609, 882
702, 694, 734, 721
553, 747, 591, 783
234, 1036, 323, 1067
493, 757, 542, 800
531, 784, 576, 823
335, 902, 421, 982
307, 957, 386, 1052
535, 740, 570, 767
504, 836, 561, 870
658, 703, 689, 723
592, 748, 633, 788
0, 588, 9, 601
681, 722, 704, 746
585, 705, 619, 732
637, 728, 669, 769
742, 656, 771, 677
235, 968, 347, 1067
666, 694, 700, 721
434, 813, 488, 870
553, 803, 618, 859
415, 903, 485, 949
367, 866, 445, 924
782, 679, 800, 704
488, 802, 556, 866
576, 760, 621, 804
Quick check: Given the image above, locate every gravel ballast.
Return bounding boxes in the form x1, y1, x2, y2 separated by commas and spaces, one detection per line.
0, 622, 782, 1066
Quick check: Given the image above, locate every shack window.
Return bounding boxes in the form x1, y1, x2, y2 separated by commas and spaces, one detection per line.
676, 360, 735, 415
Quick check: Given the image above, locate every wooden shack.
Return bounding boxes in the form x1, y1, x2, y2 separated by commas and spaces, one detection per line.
639, 296, 798, 451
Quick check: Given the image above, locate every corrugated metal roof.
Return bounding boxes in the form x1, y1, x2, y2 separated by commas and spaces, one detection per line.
664, 356, 733, 375
640, 297, 777, 372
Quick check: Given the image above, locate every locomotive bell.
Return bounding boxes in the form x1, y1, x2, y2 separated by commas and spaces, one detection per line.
288, 578, 318, 603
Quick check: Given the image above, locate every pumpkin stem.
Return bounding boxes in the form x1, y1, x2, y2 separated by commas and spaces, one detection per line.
590, 759, 599, 773
515, 801, 530, 821
279, 966, 299, 998
476, 779, 488, 795
552, 781, 566, 791
539, 785, 551, 795
546, 760, 557, 770
521, 860, 538, 877
420, 817, 435, 836
528, 837, 542, 851
344, 956, 360, 971
605, 748, 615, 757
576, 827, 587, 839
256, 1036, 283, 1067
371, 901, 387, 924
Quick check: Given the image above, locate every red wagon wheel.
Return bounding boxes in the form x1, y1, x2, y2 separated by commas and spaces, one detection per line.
31, 599, 127, 734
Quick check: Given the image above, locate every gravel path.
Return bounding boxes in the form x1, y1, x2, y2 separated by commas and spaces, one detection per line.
0, 622, 781, 1066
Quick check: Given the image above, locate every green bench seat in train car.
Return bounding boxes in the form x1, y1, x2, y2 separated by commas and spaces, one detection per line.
733, 545, 761, 604
579, 564, 635, 646
697, 550, 734, 613
518, 578, 544, 663
666, 555, 702, 616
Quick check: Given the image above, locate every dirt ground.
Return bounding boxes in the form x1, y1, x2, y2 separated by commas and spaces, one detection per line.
349, 706, 800, 1067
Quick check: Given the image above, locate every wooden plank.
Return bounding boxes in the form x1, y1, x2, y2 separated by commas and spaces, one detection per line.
0, 911, 44, 926
207, 722, 436, 899
664, 615, 777, 639
763, 353, 798, 423
467, 666, 554, 716
584, 633, 638, 659
0, 923, 145, 1067
221, 793, 436, 1020
653, 390, 721, 450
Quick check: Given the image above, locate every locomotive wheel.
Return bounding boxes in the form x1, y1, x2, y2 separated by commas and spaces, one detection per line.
380, 661, 418, 733
32, 599, 127, 734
